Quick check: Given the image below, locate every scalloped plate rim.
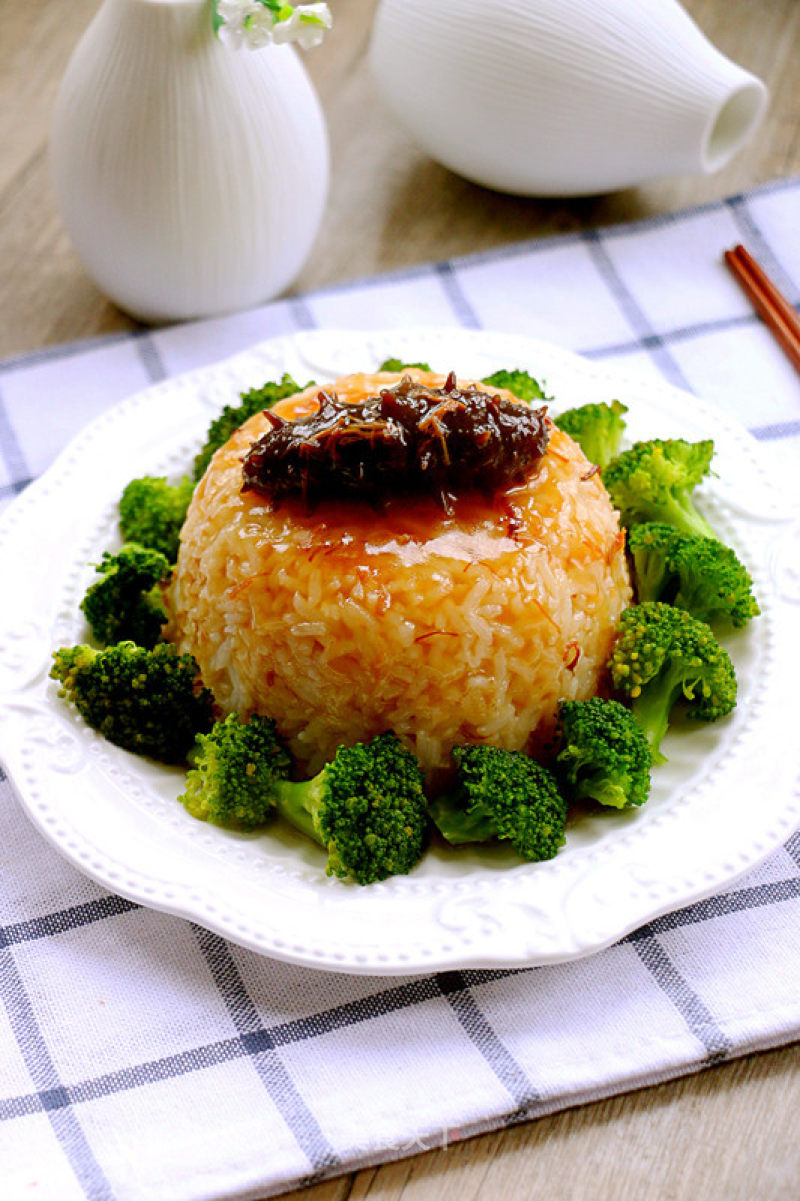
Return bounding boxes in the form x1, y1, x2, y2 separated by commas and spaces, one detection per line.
0, 326, 798, 976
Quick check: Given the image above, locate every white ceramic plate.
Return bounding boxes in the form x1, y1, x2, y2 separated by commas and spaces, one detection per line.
1, 328, 798, 975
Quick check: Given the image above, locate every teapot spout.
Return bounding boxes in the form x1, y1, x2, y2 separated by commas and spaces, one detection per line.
369, 0, 769, 197
700, 71, 767, 175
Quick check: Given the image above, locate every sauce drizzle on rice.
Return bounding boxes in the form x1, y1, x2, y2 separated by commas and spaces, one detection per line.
241, 372, 549, 512
170, 368, 631, 779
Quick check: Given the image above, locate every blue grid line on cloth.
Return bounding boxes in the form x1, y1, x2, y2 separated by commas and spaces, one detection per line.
0, 858, 797, 1131
0, 332, 135, 377
434, 971, 541, 1107
1, 866, 796, 962
270, 175, 800, 304
0, 947, 116, 1198
0, 180, 794, 507
785, 830, 800, 870
0, 241, 547, 1180
1, 305, 778, 399
624, 874, 800, 937
0, 1029, 253, 1119
725, 193, 800, 299
1, 177, 798, 1201
131, 329, 168, 384
751, 419, 800, 441
193, 925, 340, 1180
580, 312, 760, 360
0, 895, 140, 949
631, 937, 732, 1061
580, 228, 694, 391
0, 479, 33, 502
0, 177, 794, 381
205, 880, 541, 1160
288, 296, 318, 331
433, 261, 483, 329
0, 961, 522, 1123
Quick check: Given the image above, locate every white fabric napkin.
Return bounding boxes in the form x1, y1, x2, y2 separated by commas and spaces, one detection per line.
0, 177, 799, 1201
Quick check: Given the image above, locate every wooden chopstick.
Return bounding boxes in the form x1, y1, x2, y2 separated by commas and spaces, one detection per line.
723, 243, 800, 374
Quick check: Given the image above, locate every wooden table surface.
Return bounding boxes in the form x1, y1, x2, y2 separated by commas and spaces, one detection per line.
2, 0, 799, 1198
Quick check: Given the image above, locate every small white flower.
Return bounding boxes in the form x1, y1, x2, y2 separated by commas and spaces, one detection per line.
271, 10, 301, 44
294, 4, 333, 50
242, 8, 277, 49
214, 0, 332, 52
216, 0, 262, 48
273, 4, 332, 49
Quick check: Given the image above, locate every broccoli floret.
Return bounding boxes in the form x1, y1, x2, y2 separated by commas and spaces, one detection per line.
50, 642, 214, 763
430, 745, 567, 861
603, 438, 716, 540
180, 713, 291, 829
627, 523, 759, 630
181, 722, 428, 883
556, 697, 651, 810
118, 475, 195, 563
554, 399, 628, 469
608, 601, 737, 763
80, 543, 172, 648
481, 368, 548, 402
193, 373, 308, 481
377, 357, 432, 373
272, 732, 429, 884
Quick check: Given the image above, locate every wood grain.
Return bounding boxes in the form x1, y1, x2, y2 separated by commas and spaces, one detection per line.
1, 2, 798, 1198
1, 0, 798, 356
281, 1045, 800, 1201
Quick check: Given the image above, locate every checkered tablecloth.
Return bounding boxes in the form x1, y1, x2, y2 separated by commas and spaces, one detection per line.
1, 177, 799, 1201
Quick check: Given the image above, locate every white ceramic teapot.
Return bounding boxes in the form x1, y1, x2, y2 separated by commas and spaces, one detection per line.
369, 0, 767, 196
50, 0, 329, 322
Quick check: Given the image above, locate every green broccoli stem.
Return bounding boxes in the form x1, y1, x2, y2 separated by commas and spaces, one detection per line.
429, 796, 498, 845
658, 495, 717, 542
631, 553, 669, 605
630, 667, 687, 764
273, 774, 328, 845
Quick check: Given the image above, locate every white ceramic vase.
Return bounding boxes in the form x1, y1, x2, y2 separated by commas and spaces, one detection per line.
50, 0, 329, 322
369, 0, 767, 196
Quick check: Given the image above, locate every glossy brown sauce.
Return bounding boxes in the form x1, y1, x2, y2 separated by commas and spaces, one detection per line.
241, 372, 549, 513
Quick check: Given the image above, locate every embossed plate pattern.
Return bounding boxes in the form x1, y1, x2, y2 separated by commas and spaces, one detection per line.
0, 328, 798, 974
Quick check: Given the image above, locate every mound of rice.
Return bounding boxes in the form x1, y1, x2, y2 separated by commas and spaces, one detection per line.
169, 370, 632, 780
